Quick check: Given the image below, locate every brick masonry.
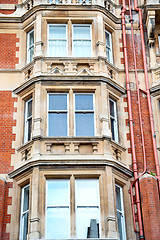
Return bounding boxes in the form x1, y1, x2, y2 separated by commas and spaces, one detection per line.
0, 92, 17, 240
139, 177, 160, 240
0, 34, 19, 69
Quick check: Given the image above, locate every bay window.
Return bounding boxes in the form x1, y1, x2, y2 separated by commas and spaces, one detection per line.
48, 24, 67, 57
109, 98, 118, 142
24, 98, 32, 143
48, 93, 68, 136
46, 179, 100, 239
27, 29, 34, 63
115, 185, 126, 240
73, 24, 92, 57
19, 185, 30, 240
105, 30, 113, 64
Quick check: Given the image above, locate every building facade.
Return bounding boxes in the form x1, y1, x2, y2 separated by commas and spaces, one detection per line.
0, 0, 159, 240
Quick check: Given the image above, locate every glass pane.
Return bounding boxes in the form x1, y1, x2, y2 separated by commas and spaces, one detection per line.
46, 208, 70, 239
47, 180, 69, 206
109, 100, 115, 117
76, 179, 99, 206
117, 211, 123, 240
73, 40, 91, 57
49, 40, 66, 57
23, 186, 29, 212
29, 31, 34, 46
105, 31, 110, 46
49, 94, 67, 111
49, 113, 67, 136
75, 113, 94, 136
49, 25, 66, 39
116, 186, 122, 211
76, 208, 99, 238
27, 100, 32, 118
74, 26, 90, 39
106, 47, 110, 62
23, 212, 29, 240
75, 94, 93, 110
27, 119, 32, 141
111, 119, 115, 141
29, 46, 34, 62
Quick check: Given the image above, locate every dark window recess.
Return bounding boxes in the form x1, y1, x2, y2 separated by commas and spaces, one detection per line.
87, 219, 99, 238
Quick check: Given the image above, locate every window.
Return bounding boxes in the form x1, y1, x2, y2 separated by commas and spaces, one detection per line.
19, 185, 30, 240
75, 93, 95, 136
46, 179, 100, 239
73, 24, 91, 57
158, 35, 160, 50
24, 98, 32, 143
105, 30, 113, 63
27, 29, 34, 63
109, 98, 118, 142
48, 93, 68, 136
48, 24, 67, 57
115, 185, 126, 240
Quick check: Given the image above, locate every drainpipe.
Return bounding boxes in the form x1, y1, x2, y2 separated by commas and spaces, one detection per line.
121, 1, 144, 239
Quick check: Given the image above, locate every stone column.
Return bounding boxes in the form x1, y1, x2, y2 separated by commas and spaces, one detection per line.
105, 166, 118, 239
100, 84, 112, 137
34, 12, 43, 76
33, 82, 42, 139
29, 167, 40, 239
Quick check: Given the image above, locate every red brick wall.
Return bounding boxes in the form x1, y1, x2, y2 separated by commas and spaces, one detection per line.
0, 91, 17, 239
0, 179, 5, 239
130, 91, 156, 173
0, 91, 17, 174
0, 0, 18, 3
0, 34, 19, 69
140, 177, 160, 240
0, 10, 15, 14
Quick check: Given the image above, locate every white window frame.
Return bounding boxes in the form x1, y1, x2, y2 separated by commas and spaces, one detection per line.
115, 184, 126, 240
105, 30, 113, 64
109, 98, 118, 142
45, 179, 70, 239
72, 24, 92, 57
27, 29, 34, 63
47, 93, 69, 137
48, 24, 67, 57
24, 98, 32, 143
19, 184, 30, 240
74, 93, 96, 136
75, 179, 101, 238
45, 178, 101, 239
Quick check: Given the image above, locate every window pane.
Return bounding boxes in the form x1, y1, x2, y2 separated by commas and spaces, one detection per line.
76, 208, 99, 238
46, 208, 70, 239
22, 212, 29, 240
75, 113, 94, 136
29, 46, 34, 62
49, 113, 67, 136
49, 40, 66, 57
109, 100, 115, 117
117, 211, 123, 240
75, 94, 93, 110
49, 25, 66, 39
27, 100, 32, 118
105, 31, 110, 46
111, 118, 115, 141
49, 94, 67, 111
74, 40, 91, 57
29, 31, 34, 45
47, 180, 69, 206
76, 179, 99, 206
116, 186, 122, 211
74, 26, 90, 39
23, 186, 29, 212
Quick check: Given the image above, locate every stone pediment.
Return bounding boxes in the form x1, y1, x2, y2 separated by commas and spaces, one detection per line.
76, 67, 94, 76
47, 66, 65, 75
